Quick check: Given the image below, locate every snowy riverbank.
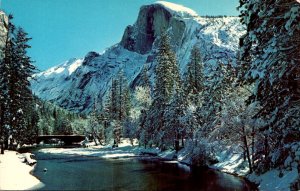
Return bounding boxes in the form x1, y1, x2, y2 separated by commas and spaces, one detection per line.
0, 150, 43, 190
38, 139, 299, 191
211, 150, 299, 191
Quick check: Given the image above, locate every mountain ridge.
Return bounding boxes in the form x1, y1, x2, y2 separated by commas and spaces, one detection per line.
31, 1, 245, 113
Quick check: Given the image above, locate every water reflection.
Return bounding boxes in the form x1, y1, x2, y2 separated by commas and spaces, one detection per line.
32, 152, 256, 191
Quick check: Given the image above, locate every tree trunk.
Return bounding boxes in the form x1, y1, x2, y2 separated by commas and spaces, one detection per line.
243, 134, 253, 173
175, 134, 179, 153
1, 142, 4, 154
251, 126, 255, 169
93, 133, 98, 146
4, 136, 8, 150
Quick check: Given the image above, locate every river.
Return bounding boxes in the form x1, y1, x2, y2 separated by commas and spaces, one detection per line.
30, 149, 256, 190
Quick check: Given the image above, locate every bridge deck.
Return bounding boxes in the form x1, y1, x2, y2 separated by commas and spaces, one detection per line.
37, 135, 86, 144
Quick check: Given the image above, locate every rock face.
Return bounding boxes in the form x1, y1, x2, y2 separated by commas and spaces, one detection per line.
31, 1, 245, 113
0, 11, 8, 59
120, 3, 186, 54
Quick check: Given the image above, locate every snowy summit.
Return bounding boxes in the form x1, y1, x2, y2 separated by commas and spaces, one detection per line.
154, 1, 198, 18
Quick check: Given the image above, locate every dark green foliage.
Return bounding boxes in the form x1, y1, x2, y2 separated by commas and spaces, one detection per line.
0, 15, 39, 147
238, 0, 300, 172
104, 71, 132, 145
145, 32, 182, 149
184, 45, 205, 106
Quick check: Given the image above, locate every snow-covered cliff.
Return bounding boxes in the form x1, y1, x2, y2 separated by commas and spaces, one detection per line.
31, 1, 245, 113
0, 11, 8, 59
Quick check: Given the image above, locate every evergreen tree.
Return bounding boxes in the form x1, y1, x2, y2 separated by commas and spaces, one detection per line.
154, 33, 180, 104
148, 32, 180, 149
10, 27, 37, 145
165, 87, 187, 151
116, 70, 131, 121
0, 14, 15, 151
112, 120, 121, 147
0, 16, 38, 148
184, 45, 205, 106
107, 78, 118, 120
239, 0, 300, 172
105, 72, 132, 145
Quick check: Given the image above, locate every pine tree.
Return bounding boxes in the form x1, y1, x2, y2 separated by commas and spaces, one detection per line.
107, 78, 118, 120
239, 0, 300, 172
148, 32, 180, 149
113, 120, 121, 147
184, 45, 205, 106
105, 72, 131, 145
154, 33, 180, 105
116, 70, 131, 122
0, 16, 38, 148
0, 14, 15, 151
134, 85, 152, 148
10, 27, 37, 145
165, 86, 187, 151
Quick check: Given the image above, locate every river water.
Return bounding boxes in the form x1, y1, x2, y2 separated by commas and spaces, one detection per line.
31, 150, 256, 191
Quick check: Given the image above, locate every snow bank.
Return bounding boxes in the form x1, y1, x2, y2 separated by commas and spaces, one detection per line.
212, 149, 249, 176
210, 144, 300, 190
23, 153, 37, 165
0, 151, 43, 190
248, 169, 298, 191
40, 138, 140, 159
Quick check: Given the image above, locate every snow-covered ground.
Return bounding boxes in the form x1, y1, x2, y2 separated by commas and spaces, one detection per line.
248, 168, 298, 191
0, 151, 44, 190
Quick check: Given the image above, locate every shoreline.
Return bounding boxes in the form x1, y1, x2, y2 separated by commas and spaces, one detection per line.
28, 141, 300, 191
0, 150, 44, 190
36, 141, 258, 190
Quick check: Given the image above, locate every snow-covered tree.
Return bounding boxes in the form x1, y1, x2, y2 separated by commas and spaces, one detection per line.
195, 62, 235, 139
132, 86, 152, 148
0, 15, 38, 149
184, 45, 205, 106
215, 86, 260, 173
147, 32, 181, 149
153, 33, 180, 105
112, 120, 121, 147
164, 87, 188, 151
140, 65, 151, 88
10, 27, 37, 146
0, 14, 15, 151
239, 0, 300, 172
104, 71, 132, 146
87, 110, 102, 145
116, 70, 131, 121
106, 78, 118, 120
106, 71, 131, 123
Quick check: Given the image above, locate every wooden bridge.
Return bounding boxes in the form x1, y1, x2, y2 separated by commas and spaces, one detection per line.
37, 135, 86, 145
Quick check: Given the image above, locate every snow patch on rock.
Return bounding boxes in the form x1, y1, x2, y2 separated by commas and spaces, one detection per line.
68, 59, 83, 75
155, 1, 198, 18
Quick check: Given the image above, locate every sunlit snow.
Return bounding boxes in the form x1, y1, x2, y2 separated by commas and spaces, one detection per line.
0, 151, 43, 190
68, 59, 83, 75
155, 1, 198, 17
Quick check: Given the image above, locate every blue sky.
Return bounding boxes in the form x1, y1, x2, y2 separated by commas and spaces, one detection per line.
2, 0, 239, 71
